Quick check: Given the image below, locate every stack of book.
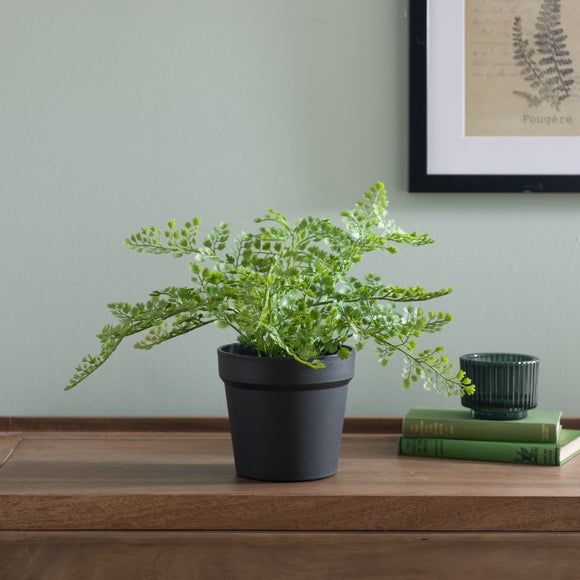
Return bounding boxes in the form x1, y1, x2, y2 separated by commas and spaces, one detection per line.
398, 407, 580, 466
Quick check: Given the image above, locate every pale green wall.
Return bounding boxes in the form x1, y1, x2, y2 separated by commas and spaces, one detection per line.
2, 0, 580, 416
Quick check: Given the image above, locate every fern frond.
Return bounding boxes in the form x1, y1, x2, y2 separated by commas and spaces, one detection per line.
124, 217, 201, 257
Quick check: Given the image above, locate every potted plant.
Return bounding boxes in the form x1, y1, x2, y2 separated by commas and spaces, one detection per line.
66, 182, 474, 481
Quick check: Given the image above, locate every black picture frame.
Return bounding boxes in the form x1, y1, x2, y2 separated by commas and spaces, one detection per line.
409, 0, 580, 193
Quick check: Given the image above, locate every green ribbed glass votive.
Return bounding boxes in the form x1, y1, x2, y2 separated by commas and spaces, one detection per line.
460, 353, 539, 420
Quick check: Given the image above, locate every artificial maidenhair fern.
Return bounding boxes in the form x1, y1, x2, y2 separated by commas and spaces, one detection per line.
66, 182, 474, 397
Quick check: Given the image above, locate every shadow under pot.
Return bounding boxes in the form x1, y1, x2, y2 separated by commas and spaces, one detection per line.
460, 353, 539, 421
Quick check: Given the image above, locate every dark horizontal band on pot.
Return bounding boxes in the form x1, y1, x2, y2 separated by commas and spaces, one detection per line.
222, 380, 352, 391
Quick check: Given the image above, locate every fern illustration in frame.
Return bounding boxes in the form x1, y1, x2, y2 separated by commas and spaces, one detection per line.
512, 1, 574, 111
409, 0, 580, 193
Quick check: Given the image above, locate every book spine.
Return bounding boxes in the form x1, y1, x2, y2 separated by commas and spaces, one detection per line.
398, 436, 560, 465
401, 417, 557, 443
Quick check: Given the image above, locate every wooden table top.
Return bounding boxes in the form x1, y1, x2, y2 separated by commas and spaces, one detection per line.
1, 417, 580, 532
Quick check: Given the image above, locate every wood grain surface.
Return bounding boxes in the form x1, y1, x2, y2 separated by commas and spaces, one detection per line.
2, 419, 580, 579
1, 531, 579, 580
2, 415, 578, 432
0, 416, 405, 433
1, 428, 580, 532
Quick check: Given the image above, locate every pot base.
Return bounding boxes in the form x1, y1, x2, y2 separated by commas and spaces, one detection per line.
235, 469, 338, 483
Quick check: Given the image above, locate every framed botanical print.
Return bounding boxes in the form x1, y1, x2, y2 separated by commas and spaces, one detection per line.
409, 0, 580, 192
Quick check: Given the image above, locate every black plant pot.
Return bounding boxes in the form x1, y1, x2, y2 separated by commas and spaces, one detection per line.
217, 343, 355, 482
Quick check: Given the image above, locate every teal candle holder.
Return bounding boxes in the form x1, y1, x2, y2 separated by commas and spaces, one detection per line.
460, 353, 539, 420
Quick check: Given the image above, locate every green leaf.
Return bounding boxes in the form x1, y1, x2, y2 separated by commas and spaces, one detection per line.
338, 346, 351, 360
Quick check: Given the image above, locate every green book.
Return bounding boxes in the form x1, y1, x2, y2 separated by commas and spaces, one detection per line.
402, 407, 562, 443
398, 429, 580, 466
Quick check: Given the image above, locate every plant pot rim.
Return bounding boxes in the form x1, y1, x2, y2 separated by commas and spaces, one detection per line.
217, 342, 352, 361
217, 343, 355, 388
